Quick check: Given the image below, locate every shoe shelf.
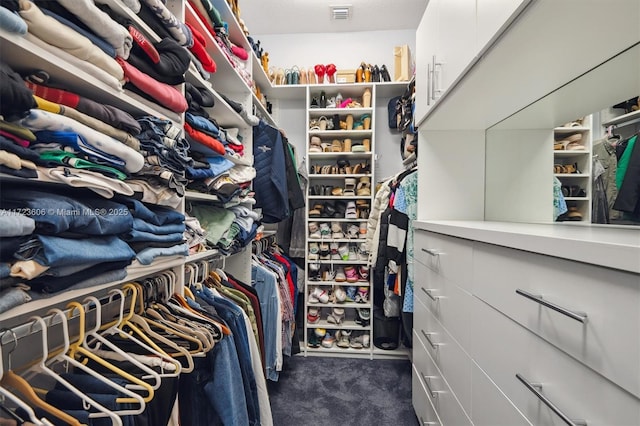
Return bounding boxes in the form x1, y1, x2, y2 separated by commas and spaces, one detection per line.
308, 173, 372, 178
553, 115, 593, 223
308, 302, 371, 309
309, 107, 373, 115
304, 84, 378, 358
308, 195, 372, 200
307, 320, 371, 331
308, 130, 373, 138
306, 346, 372, 354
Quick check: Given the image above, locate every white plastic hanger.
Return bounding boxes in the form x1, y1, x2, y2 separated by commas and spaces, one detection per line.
0, 329, 53, 426
83, 295, 181, 380
28, 316, 123, 425
46, 308, 146, 416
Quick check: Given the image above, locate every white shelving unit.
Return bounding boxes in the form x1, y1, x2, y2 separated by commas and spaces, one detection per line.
553, 115, 592, 223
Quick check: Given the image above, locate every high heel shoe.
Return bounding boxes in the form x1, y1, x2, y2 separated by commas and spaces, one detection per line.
362, 88, 371, 108
371, 65, 380, 82
356, 62, 366, 83
364, 64, 372, 82
308, 68, 317, 84
314, 64, 326, 84
326, 64, 337, 83
380, 64, 391, 82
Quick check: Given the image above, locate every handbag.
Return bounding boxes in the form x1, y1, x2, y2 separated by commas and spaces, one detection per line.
387, 96, 401, 129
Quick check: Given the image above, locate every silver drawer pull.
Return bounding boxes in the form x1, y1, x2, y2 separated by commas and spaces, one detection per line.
516, 374, 587, 426
421, 373, 445, 399
420, 329, 441, 350
421, 248, 442, 256
419, 416, 439, 425
420, 287, 441, 301
515, 289, 588, 323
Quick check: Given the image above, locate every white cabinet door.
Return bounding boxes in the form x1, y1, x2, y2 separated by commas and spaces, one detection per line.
415, 0, 439, 123
476, 0, 529, 52
433, 0, 476, 100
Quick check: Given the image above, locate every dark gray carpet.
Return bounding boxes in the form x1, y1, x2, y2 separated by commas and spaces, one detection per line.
268, 356, 419, 426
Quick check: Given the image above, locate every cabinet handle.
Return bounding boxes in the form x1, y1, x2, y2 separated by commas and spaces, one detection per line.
427, 64, 432, 106
421, 248, 441, 256
421, 373, 444, 399
515, 289, 588, 323
516, 374, 587, 426
420, 287, 440, 301
420, 329, 440, 350
430, 56, 436, 101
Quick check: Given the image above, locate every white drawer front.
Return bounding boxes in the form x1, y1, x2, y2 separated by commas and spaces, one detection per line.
471, 362, 532, 426
414, 298, 473, 417
471, 296, 640, 426
412, 329, 473, 426
414, 230, 473, 291
473, 242, 640, 397
412, 364, 442, 426
414, 262, 473, 353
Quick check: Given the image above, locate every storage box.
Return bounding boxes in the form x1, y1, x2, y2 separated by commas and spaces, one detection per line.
336, 69, 356, 84
394, 44, 412, 82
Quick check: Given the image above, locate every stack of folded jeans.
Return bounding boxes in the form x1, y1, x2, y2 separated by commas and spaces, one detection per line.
1, 189, 137, 295
122, 199, 188, 265
0, 210, 35, 313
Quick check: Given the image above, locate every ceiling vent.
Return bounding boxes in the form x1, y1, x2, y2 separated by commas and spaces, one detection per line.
330, 5, 352, 20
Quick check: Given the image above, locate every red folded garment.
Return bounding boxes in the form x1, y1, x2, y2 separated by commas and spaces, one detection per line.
116, 57, 188, 114
129, 25, 161, 64
184, 123, 225, 155
228, 143, 244, 153
231, 44, 248, 61
0, 130, 30, 147
186, 22, 216, 73
25, 81, 80, 108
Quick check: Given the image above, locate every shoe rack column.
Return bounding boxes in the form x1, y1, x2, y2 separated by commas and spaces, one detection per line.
303, 84, 376, 358
553, 115, 592, 223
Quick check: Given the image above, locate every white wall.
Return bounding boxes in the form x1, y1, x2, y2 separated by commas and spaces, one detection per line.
255, 29, 416, 76
256, 29, 416, 181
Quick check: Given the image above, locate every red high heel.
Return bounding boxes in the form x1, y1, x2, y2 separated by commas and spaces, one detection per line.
326, 64, 337, 83
314, 64, 326, 84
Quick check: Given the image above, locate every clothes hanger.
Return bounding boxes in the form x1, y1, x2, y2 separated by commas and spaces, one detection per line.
85, 305, 180, 378
45, 309, 146, 416
108, 287, 195, 373
0, 329, 82, 426
27, 316, 123, 426
0, 330, 53, 426
126, 282, 207, 356
81, 296, 180, 381
65, 301, 155, 404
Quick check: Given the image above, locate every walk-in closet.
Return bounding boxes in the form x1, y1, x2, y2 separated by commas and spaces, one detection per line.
1, 0, 639, 425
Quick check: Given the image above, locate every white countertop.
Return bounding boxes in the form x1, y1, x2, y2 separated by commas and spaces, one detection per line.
413, 220, 640, 274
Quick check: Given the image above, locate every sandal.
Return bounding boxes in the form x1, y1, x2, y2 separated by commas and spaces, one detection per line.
318, 116, 328, 131
331, 187, 344, 196
331, 139, 343, 152
361, 114, 371, 130
343, 138, 352, 152
362, 88, 372, 108
345, 201, 357, 219
344, 178, 356, 196
321, 165, 332, 175
356, 177, 371, 196
346, 114, 354, 130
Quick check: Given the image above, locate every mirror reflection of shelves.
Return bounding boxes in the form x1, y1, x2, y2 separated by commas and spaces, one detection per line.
553, 115, 592, 223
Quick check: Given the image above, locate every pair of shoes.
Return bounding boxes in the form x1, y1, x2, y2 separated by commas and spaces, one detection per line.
561, 185, 587, 197
344, 266, 359, 283
356, 177, 371, 196
309, 287, 329, 304
331, 223, 344, 238
557, 206, 584, 222
380, 64, 391, 82
336, 330, 351, 348
345, 201, 358, 219
355, 308, 370, 327
554, 163, 581, 174
308, 222, 321, 238
352, 162, 370, 174
327, 307, 345, 324
357, 266, 369, 281
330, 287, 347, 303
350, 332, 370, 349
307, 307, 321, 324
355, 286, 369, 302
344, 178, 356, 196
309, 262, 321, 281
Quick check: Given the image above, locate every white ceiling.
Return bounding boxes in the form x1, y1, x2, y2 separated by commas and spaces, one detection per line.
239, 0, 428, 35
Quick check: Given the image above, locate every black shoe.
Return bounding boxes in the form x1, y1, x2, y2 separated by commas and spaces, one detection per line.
324, 202, 336, 217
380, 64, 391, 82
372, 65, 380, 82
310, 97, 319, 108
319, 91, 327, 108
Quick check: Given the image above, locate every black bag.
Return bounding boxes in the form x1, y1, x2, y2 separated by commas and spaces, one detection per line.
387, 96, 401, 129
